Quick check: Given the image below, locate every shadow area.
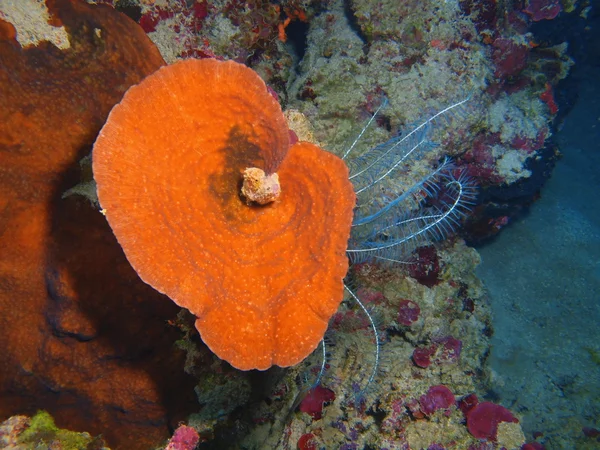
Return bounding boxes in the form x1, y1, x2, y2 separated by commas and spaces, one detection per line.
0, 1, 200, 447
39, 161, 199, 448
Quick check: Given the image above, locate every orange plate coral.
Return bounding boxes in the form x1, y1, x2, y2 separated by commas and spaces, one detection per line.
93, 58, 355, 370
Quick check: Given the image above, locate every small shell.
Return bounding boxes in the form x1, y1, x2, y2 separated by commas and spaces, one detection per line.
241, 167, 280, 205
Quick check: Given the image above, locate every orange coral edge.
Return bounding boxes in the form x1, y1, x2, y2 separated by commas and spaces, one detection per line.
92, 59, 355, 370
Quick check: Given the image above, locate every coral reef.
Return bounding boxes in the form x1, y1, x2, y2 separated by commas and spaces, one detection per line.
287, 0, 489, 153
160, 232, 549, 449
93, 0, 572, 245
92, 0, 319, 97
0, 0, 576, 448
280, 0, 571, 242
0, 411, 107, 450
183, 239, 525, 449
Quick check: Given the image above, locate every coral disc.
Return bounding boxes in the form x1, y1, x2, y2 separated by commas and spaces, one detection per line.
93, 59, 355, 370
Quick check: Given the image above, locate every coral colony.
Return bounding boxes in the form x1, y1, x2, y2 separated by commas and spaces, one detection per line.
0, 0, 580, 448
93, 58, 356, 371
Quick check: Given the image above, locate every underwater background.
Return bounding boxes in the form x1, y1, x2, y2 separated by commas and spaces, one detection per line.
478, 11, 600, 447
0, 0, 598, 449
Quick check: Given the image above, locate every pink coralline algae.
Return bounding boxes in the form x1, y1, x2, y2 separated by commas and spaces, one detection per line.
413, 337, 462, 368
398, 300, 421, 326
413, 345, 437, 368
459, 0, 500, 32
491, 37, 529, 79
139, 0, 208, 33
435, 336, 463, 364
511, 128, 549, 153
406, 398, 426, 420
356, 288, 387, 305
297, 433, 318, 450
466, 402, 519, 440
462, 133, 504, 183
409, 246, 441, 287
523, 0, 561, 21
458, 393, 479, 416
299, 386, 336, 420
381, 398, 409, 433
165, 425, 200, 450
582, 426, 600, 446
419, 385, 456, 416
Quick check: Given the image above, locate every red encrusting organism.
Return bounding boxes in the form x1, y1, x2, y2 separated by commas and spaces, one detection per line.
297, 433, 318, 450
397, 299, 421, 326
413, 345, 437, 368
523, 0, 561, 21
299, 386, 336, 420
467, 401, 519, 440
419, 385, 456, 415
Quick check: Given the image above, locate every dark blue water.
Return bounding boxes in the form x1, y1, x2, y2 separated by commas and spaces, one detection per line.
477, 17, 600, 447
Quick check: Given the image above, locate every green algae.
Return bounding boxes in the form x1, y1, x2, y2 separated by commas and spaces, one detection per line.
18, 411, 96, 450
584, 346, 600, 366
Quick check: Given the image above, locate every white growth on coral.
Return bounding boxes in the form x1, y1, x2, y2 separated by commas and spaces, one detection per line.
493, 146, 533, 184
0, 0, 70, 49
488, 92, 549, 142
